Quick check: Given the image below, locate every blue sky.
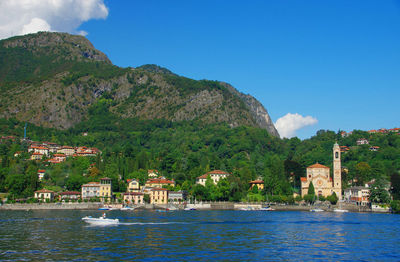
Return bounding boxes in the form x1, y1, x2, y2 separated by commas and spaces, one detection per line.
1, 0, 399, 139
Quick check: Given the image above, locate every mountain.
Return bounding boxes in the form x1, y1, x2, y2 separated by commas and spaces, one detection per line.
0, 32, 279, 137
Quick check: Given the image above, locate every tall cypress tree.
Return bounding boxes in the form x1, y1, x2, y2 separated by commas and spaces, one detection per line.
308, 181, 315, 195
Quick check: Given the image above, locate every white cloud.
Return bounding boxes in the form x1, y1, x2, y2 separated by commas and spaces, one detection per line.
275, 113, 318, 138
0, 0, 108, 40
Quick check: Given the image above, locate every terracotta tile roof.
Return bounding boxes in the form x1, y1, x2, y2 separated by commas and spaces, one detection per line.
82, 182, 100, 187
59, 191, 80, 195
197, 170, 230, 179
35, 189, 54, 193
207, 170, 230, 175
307, 163, 329, 169
152, 188, 168, 191
123, 192, 144, 195
37, 170, 45, 173
197, 174, 208, 179
148, 169, 159, 173
32, 152, 43, 155
249, 180, 264, 184
146, 178, 174, 184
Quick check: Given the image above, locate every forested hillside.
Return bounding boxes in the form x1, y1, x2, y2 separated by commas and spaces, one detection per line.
0, 111, 399, 203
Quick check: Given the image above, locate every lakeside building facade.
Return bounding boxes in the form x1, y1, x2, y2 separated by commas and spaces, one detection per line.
99, 178, 112, 201
123, 192, 144, 205
300, 143, 342, 200
34, 189, 55, 201
150, 188, 168, 204
344, 186, 370, 206
168, 191, 187, 204
81, 182, 100, 199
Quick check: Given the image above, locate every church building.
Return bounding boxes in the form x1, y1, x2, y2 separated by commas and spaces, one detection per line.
300, 143, 342, 200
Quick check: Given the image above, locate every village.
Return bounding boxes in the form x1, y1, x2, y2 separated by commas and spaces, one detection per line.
0, 135, 393, 213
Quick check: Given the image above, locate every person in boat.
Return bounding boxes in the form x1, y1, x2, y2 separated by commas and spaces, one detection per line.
102, 213, 106, 219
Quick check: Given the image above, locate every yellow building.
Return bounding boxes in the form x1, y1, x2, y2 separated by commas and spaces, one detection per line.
99, 177, 112, 201
150, 188, 168, 204
249, 180, 264, 190
127, 179, 140, 192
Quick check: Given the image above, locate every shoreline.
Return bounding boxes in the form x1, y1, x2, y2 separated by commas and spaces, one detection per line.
0, 202, 390, 213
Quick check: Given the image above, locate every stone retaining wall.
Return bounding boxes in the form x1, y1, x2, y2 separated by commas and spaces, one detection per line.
0, 203, 102, 210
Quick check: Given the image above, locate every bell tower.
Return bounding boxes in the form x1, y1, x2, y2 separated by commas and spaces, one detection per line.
333, 142, 342, 200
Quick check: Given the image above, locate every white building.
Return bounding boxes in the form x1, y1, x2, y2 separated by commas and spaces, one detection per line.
81, 182, 100, 199
196, 170, 230, 186
344, 186, 370, 206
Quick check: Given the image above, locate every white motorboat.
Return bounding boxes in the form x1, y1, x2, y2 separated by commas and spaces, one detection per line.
310, 208, 324, 212
82, 216, 119, 225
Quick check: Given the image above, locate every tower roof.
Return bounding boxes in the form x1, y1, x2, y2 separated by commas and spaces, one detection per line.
307, 163, 329, 169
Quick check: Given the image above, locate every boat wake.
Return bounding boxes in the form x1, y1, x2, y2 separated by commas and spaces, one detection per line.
119, 222, 191, 225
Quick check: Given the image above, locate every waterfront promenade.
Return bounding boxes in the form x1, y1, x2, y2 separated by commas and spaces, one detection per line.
0, 201, 388, 213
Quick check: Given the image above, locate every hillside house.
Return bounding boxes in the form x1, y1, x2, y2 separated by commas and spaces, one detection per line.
29, 145, 49, 156
127, 179, 140, 192
57, 146, 75, 156
249, 180, 264, 190
31, 152, 44, 160
356, 138, 369, 145
196, 170, 230, 186
37, 169, 45, 180
369, 146, 380, 151
148, 169, 159, 178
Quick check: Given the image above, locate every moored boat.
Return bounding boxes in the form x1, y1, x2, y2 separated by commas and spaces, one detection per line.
310, 208, 324, 212
333, 208, 348, 213
120, 206, 135, 211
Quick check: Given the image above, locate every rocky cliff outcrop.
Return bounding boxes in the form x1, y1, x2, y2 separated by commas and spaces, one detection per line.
0, 32, 280, 137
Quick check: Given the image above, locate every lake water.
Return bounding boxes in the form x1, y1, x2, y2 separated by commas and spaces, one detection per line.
0, 209, 399, 261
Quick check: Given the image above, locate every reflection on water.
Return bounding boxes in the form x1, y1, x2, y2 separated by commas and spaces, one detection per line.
0, 210, 399, 261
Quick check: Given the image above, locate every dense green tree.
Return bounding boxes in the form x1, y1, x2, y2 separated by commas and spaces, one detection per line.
369, 178, 391, 204
307, 181, 315, 195
390, 173, 400, 200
